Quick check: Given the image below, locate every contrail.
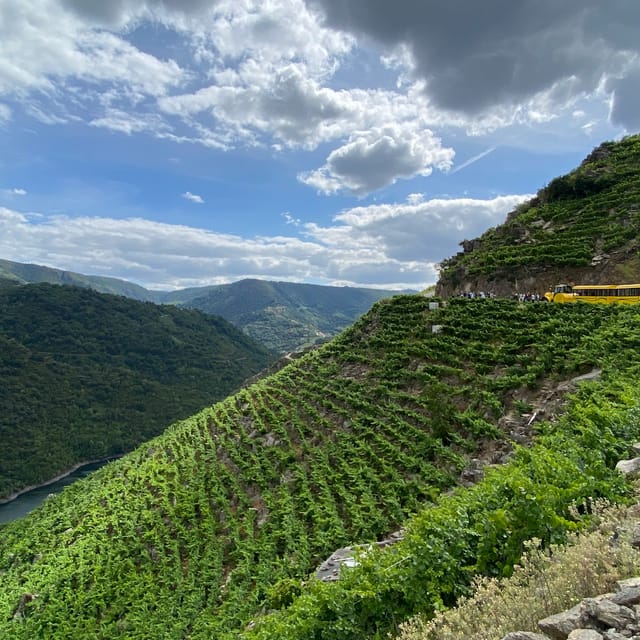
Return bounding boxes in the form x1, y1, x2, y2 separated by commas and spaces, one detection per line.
449, 146, 497, 174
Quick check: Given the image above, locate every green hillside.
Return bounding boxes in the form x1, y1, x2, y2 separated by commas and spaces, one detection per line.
0, 282, 275, 499
0, 260, 400, 352
437, 133, 640, 296
181, 278, 397, 353
0, 258, 153, 300
2, 294, 640, 638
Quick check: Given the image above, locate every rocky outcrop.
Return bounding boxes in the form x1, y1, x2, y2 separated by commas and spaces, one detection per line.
436, 257, 640, 300
435, 135, 640, 299
314, 530, 405, 581
501, 577, 640, 639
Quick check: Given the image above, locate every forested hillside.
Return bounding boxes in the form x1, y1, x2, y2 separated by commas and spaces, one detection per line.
181, 278, 396, 353
0, 282, 275, 499
437, 133, 640, 297
0, 258, 152, 300
0, 259, 399, 353
2, 294, 640, 638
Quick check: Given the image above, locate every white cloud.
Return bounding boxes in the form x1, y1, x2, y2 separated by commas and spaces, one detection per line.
282, 212, 301, 226
90, 109, 172, 135
1, 0, 632, 204
299, 123, 454, 195
0, 195, 530, 291
3, 188, 27, 196
0, 2, 185, 97
305, 193, 532, 264
182, 191, 204, 204
0, 102, 10, 124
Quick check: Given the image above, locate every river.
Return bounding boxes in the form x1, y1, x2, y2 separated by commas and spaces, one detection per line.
0, 460, 112, 525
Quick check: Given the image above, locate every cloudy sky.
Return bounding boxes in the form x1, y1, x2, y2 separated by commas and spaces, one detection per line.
1, 0, 638, 291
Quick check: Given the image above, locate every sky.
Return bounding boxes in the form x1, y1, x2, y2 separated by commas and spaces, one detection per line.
1, 0, 639, 291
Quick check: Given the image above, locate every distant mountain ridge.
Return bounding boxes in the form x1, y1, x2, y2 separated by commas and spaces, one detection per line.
0, 259, 402, 352
182, 278, 399, 353
0, 258, 152, 300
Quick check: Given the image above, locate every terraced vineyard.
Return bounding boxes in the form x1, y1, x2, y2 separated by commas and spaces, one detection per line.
438, 133, 640, 293
2, 295, 640, 639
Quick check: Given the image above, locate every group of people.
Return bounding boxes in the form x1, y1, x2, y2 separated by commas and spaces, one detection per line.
511, 292, 544, 302
457, 291, 495, 299
457, 291, 544, 301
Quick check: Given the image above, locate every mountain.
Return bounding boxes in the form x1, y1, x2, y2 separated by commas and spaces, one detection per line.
2, 293, 639, 639
181, 278, 398, 353
0, 259, 401, 352
436, 133, 640, 297
0, 282, 275, 499
0, 258, 153, 300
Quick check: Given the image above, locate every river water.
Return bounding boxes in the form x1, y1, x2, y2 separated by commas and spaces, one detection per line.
0, 460, 110, 525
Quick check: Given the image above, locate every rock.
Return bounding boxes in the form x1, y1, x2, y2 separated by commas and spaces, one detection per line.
615, 458, 640, 477
539, 602, 591, 639
567, 631, 603, 640
617, 577, 640, 591
507, 578, 640, 640
593, 599, 636, 629
610, 582, 640, 606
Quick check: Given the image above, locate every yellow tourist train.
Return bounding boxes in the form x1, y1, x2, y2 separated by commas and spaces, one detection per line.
544, 283, 640, 304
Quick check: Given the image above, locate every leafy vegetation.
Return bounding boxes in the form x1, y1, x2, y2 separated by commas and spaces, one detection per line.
0, 282, 275, 499
398, 494, 640, 640
2, 295, 640, 638
437, 133, 640, 293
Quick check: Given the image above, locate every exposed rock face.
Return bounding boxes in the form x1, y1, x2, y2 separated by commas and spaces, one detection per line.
502, 578, 640, 640
314, 530, 404, 582
436, 258, 640, 299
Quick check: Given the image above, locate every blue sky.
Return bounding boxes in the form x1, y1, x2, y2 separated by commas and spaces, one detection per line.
1, 0, 638, 291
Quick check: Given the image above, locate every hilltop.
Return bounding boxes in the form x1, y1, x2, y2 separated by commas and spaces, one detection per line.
180, 278, 398, 353
0, 259, 399, 352
0, 282, 274, 499
437, 134, 640, 297
0, 258, 152, 301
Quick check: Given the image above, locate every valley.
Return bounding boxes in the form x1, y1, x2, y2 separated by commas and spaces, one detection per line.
2, 133, 640, 639
2, 295, 640, 638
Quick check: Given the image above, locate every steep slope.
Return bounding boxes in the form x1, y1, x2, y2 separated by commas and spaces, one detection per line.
2, 295, 640, 638
181, 278, 398, 353
0, 282, 275, 499
437, 134, 640, 297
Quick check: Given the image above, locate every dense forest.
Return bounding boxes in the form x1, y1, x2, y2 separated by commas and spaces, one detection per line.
0, 282, 275, 499
2, 294, 640, 638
